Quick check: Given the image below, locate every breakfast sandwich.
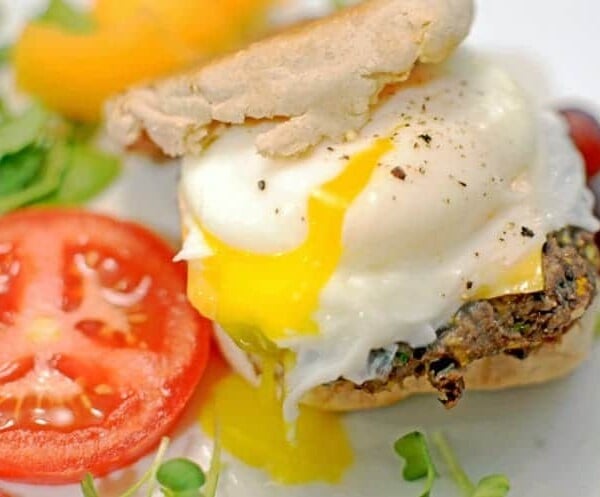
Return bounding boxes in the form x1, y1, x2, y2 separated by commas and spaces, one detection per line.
107, 0, 600, 417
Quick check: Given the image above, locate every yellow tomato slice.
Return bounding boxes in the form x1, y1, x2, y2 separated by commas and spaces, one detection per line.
93, 0, 272, 53
14, 13, 192, 121
15, 0, 273, 121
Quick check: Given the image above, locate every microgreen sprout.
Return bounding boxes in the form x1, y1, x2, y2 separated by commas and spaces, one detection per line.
394, 431, 436, 497
431, 431, 510, 497
80, 436, 221, 497
394, 431, 510, 497
156, 458, 206, 496
202, 427, 222, 497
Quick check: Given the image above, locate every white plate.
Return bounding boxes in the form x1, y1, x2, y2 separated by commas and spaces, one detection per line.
1, 1, 600, 496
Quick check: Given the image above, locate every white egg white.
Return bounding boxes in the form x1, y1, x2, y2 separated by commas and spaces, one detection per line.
178, 50, 598, 417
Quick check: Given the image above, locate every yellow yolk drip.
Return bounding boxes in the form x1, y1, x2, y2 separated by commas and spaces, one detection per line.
472, 247, 544, 300
187, 139, 395, 353
199, 363, 354, 484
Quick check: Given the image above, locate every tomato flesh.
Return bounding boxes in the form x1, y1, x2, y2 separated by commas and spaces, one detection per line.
560, 108, 600, 178
0, 209, 210, 484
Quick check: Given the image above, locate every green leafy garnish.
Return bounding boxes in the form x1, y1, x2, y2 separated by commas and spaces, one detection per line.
431, 432, 510, 497
80, 473, 101, 497
81, 437, 170, 497
394, 431, 436, 497
39, 0, 96, 34
203, 428, 222, 497
0, 141, 70, 214
471, 475, 511, 497
431, 431, 474, 495
512, 322, 529, 334
41, 143, 121, 204
157, 458, 206, 495
0, 46, 12, 66
0, 147, 45, 195
80, 436, 221, 497
396, 351, 411, 366
0, 2, 123, 213
0, 104, 48, 160
70, 121, 100, 143
394, 431, 510, 497
0, 101, 121, 211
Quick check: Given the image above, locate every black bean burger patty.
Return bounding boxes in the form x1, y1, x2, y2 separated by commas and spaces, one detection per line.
339, 226, 600, 407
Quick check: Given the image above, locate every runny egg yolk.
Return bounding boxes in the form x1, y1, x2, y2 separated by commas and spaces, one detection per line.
199, 361, 354, 484
188, 138, 395, 353
472, 247, 544, 300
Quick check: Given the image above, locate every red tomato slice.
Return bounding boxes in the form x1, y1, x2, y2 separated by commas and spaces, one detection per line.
0, 209, 210, 484
560, 108, 600, 178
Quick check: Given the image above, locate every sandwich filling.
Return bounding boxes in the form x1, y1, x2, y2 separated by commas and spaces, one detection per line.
330, 226, 599, 407
177, 51, 599, 415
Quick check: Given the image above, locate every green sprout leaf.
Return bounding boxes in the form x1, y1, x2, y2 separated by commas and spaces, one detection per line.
79, 438, 171, 497
203, 428, 222, 497
431, 432, 511, 497
0, 147, 45, 195
80, 473, 101, 497
0, 100, 9, 123
431, 431, 474, 496
0, 105, 121, 212
0, 45, 12, 66
0, 140, 70, 214
40, 143, 121, 204
77, 437, 222, 497
70, 121, 100, 143
394, 431, 436, 497
472, 475, 510, 497
157, 458, 206, 494
39, 0, 96, 33
0, 104, 49, 160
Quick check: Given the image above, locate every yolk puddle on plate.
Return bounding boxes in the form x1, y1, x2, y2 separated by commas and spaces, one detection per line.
199, 361, 354, 484
187, 138, 394, 353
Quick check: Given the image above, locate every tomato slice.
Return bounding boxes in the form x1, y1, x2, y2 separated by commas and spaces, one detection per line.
560, 108, 600, 178
0, 209, 210, 484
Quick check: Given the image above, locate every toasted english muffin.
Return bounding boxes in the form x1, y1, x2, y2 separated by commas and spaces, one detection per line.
107, 0, 474, 158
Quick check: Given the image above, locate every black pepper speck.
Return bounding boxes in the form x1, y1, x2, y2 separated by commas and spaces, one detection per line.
521, 226, 535, 238
391, 166, 407, 181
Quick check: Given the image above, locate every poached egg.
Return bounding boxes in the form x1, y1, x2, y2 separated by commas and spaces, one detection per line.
179, 50, 597, 419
